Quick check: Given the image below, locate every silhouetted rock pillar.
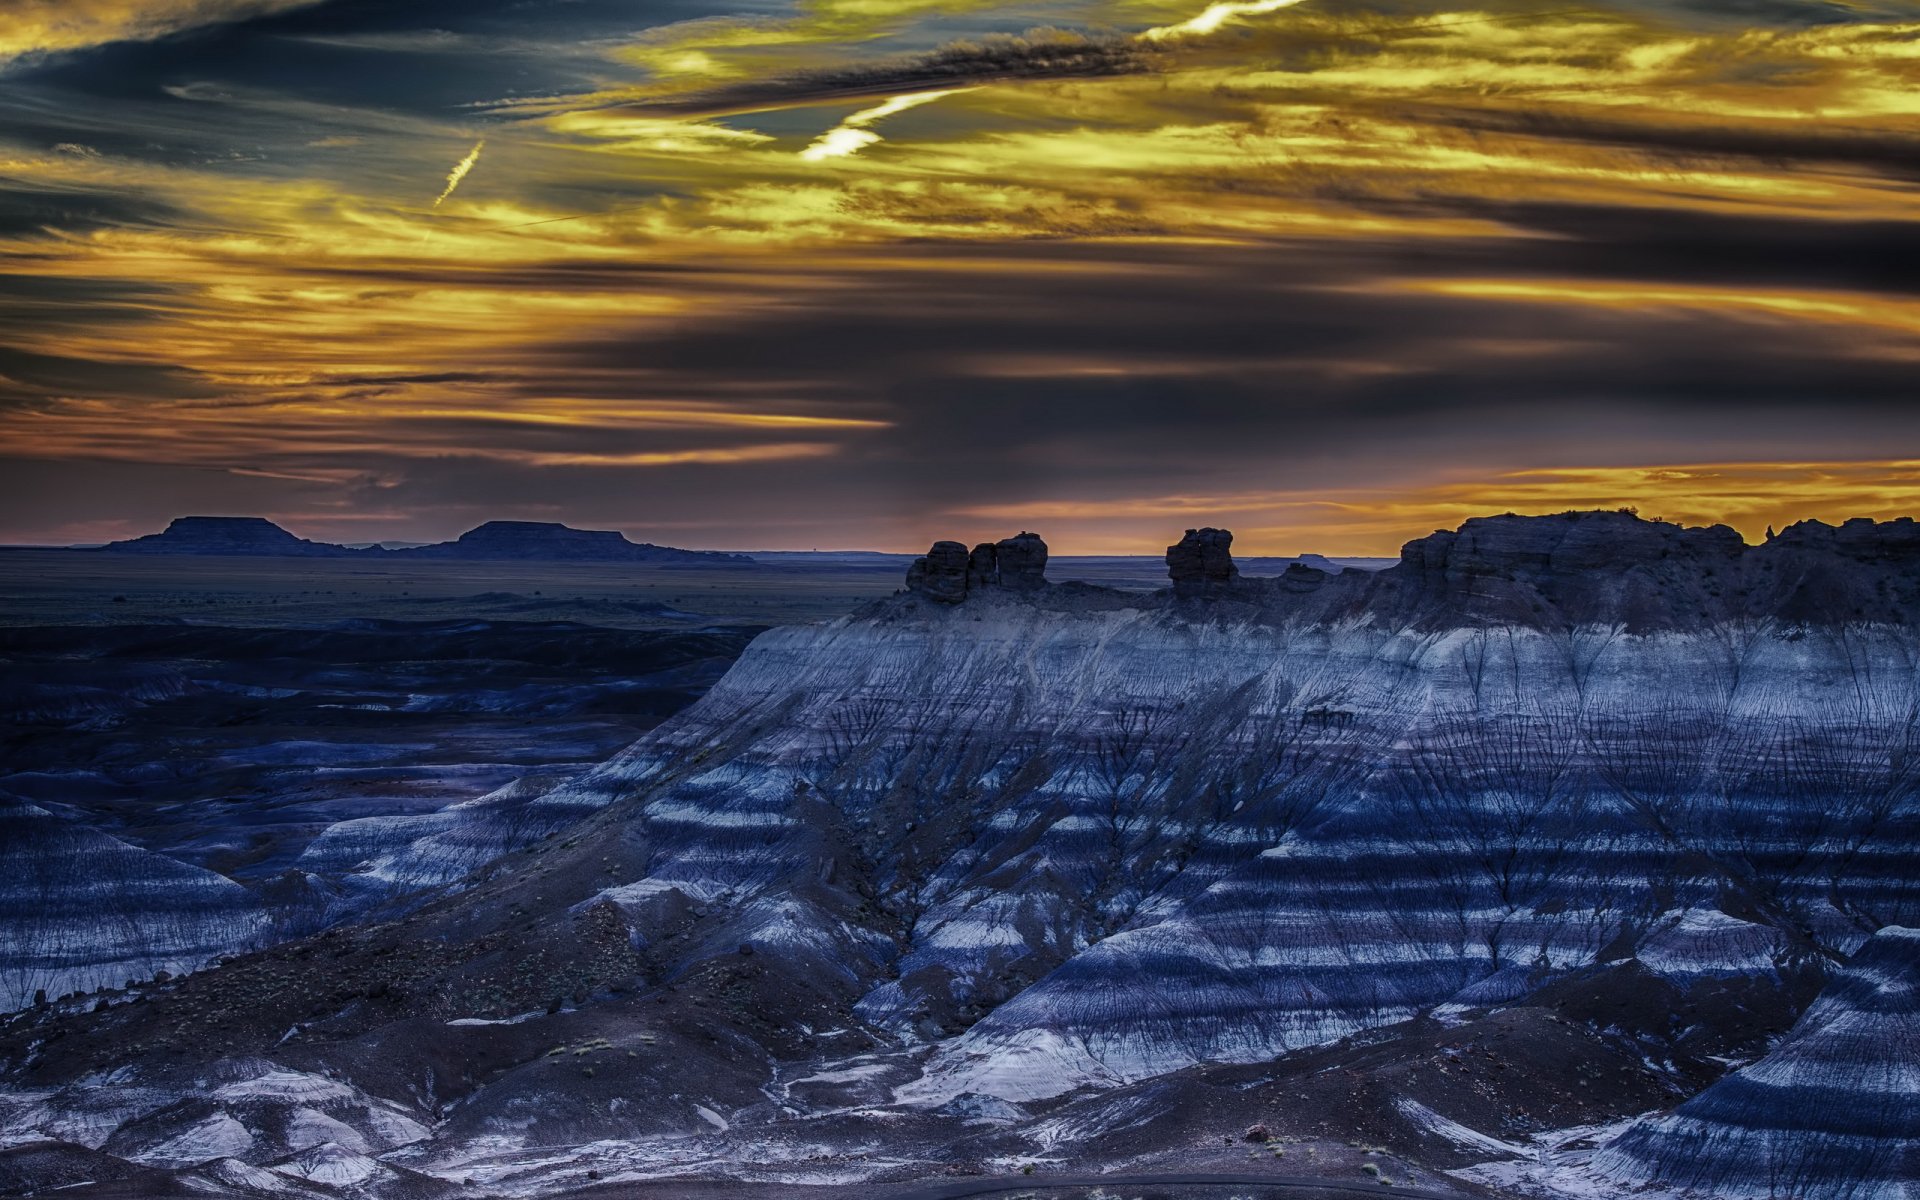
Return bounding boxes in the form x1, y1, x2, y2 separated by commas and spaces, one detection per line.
908, 533, 1047, 601
1167, 527, 1238, 598
994, 532, 1048, 591
967, 542, 999, 590
906, 540, 970, 603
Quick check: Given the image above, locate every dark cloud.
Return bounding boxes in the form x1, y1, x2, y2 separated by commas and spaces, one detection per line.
599, 30, 1152, 119
0, 345, 216, 404
1419, 104, 1920, 186
1317, 199, 1920, 297
1, 0, 712, 114
4, 0, 1919, 548
464, 233, 1920, 530
0, 188, 181, 240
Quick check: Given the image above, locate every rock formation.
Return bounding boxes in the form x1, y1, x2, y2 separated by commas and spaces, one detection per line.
1365, 510, 1920, 630
966, 541, 998, 591
1772, 513, 1920, 562
96, 516, 751, 563
907, 532, 1047, 602
907, 511, 1920, 630
9, 509, 1920, 1197
1166, 527, 1239, 597
905, 539, 971, 603
392, 520, 751, 564
101, 517, 353, 557
992, 531, 1048, 590
1376, 509, 1744, 625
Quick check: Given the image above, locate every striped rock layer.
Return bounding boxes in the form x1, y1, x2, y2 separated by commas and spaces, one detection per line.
1595, 924, 1920, 1198
396, 595, 1920, 1187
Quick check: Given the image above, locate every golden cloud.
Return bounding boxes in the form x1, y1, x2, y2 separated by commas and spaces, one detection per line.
0, 0, 323, 61
5, 1, 1920, 547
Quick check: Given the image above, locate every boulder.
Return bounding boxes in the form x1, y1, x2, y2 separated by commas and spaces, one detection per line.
1278, 562, 1328, 593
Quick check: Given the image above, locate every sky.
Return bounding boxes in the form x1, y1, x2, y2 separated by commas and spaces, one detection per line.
1, 0, 1918, 553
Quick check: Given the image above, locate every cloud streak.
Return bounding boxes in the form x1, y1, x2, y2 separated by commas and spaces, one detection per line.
800, 89, 969, 160
1140, 0, 1310, 42
433, 140, 486, 208
559, 28, 1148, 120
2, 0, 1919, 548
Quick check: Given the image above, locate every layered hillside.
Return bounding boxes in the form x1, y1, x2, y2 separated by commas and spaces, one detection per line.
0, 620, 763, 1012
3, 512, 1915, 1198
0, 800, 267, 1008
1594, 923, 1919, 1197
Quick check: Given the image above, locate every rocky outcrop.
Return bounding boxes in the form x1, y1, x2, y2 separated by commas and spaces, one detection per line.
1290, 509, 1920, 630
1401, 509, 1745, 580
907, 532, 1047, 602
1276, 561, 1329, 593
101, 517, 353, 557
897, 512, 1920, 629
988, 531, 1049, 590
1373, 509, 1747, 628
906, 540, 971, 603
1770, 514, 1920, 562
1166, 527, 1239, 598
1595, 924, 1920, 1198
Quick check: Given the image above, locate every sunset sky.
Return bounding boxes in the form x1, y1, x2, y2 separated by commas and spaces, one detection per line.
3, 0, 1919, 553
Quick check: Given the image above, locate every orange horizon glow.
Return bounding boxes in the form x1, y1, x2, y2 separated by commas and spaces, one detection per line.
12, 460, 1918, 558
3, 0, 1918, 552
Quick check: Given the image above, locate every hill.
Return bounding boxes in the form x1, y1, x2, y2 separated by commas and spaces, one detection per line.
97, 517, 752, 564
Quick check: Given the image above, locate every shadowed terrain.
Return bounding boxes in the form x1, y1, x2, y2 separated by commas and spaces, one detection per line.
3, 513, 1916, 1199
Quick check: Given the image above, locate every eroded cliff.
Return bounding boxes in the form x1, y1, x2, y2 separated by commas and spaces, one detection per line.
6, 510, 1917, 1198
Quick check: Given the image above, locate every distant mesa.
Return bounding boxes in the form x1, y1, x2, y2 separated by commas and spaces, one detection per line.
98, 516, 752, 564
101, 516, 353, 558
389, 521, 752, 564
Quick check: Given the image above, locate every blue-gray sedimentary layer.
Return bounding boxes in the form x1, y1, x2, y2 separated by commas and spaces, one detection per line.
0, 619, 760, 1011
0, 801, 268, 1007
338, 518, 1920, 1198
1593, 924, 1920, 1198
10, 511, 1918, 1198
538, 599, 1916, 1105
